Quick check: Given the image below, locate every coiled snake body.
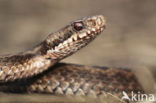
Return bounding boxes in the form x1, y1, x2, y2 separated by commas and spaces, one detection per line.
0, 15, 143, 98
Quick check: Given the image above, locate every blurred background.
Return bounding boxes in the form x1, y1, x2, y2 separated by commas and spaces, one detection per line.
0, 0, 156, 98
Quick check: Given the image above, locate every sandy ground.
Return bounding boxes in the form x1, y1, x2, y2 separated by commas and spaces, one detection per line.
0, 0, 156, 102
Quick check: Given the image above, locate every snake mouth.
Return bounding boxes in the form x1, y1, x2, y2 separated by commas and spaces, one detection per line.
67, 26, 105, 44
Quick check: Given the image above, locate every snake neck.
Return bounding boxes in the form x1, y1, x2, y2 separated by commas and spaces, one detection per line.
38, 25, 74, 60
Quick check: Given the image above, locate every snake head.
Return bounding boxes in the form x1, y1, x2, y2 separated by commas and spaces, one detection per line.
72, 15, 106, 39
43, 15, 106, 59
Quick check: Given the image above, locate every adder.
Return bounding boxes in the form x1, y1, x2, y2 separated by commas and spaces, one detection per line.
0, 15, 143, 97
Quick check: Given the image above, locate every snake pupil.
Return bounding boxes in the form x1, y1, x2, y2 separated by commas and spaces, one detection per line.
73, 22, 84, 31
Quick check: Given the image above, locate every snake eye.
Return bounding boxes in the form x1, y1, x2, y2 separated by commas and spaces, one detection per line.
73, 21, 84, 31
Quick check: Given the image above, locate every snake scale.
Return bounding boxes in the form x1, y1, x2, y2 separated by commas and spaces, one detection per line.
0, 15, 143, 98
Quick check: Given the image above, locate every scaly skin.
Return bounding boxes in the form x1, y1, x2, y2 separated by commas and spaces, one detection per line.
0, 15, 144, 101
0, 63, 144, 98
0, 15, 106, 82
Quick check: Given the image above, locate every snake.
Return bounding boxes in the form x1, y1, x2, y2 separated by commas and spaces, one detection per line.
0, 15, 143, 98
